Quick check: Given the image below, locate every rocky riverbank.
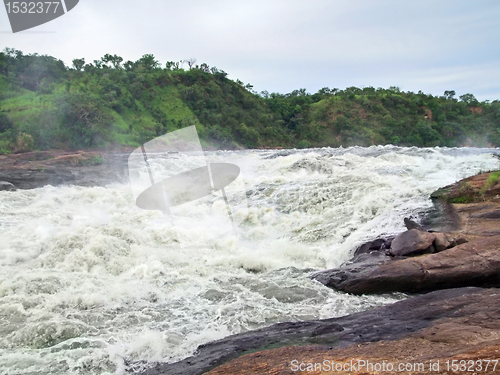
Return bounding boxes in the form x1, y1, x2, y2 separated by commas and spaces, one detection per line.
140, 171, 500, 375
143, 287, 500, 375
0, 149, 130, 189
313, 172, 500, 295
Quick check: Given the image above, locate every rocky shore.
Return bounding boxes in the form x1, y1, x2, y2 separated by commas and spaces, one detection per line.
141, 171, 500, 374
313, 172, 500, 295
143, 287, 500, 375
0, 149, 130, 189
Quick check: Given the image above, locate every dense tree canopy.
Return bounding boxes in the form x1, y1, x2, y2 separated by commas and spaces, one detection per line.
0, 48, 499, 153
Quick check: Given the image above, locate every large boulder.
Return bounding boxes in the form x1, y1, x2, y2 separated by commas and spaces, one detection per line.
312, 235, 500, 294
389, 229, 436, 256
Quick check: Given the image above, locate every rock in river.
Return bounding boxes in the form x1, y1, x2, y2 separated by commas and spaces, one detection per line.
388, 228, 436, 256
313, 235, 500, 294
0, 181, 17, 191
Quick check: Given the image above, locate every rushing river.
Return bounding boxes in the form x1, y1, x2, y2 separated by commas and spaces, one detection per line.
1, 146, 499, 375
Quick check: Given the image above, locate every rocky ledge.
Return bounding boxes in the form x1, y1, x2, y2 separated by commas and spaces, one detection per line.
141, 171, 500, 375
0, 149, 130, 189
313, 172, 500, 295
143, 287, 500, 375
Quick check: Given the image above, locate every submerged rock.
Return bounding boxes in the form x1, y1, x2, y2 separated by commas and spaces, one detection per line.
0, 181, 16, 191
0, 154, 129, 189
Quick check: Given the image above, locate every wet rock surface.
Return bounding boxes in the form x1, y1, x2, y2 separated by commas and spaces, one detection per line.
0, 150, 130, 189
142, 288, 500, 375
311, 174, 500, 296
0, 180, 16, 191
388, 229, 436, 256
313, 235, 500, 294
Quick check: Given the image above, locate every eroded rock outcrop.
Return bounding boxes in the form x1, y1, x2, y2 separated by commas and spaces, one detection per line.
0, 150, 129, 189
142, 287, 500, 375
313, 235, 500, 294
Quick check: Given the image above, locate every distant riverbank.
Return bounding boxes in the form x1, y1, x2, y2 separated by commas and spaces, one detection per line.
0, 149, 131, 189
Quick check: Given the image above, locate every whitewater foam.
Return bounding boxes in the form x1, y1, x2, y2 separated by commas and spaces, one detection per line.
0, 146, 498, 374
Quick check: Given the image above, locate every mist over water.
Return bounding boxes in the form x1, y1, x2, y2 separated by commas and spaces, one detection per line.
0, 146, 498, 374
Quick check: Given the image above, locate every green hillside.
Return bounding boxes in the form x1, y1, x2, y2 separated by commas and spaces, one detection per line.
1, 48, 499, 153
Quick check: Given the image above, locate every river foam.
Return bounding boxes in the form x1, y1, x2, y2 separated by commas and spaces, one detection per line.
0, 146, 498, 374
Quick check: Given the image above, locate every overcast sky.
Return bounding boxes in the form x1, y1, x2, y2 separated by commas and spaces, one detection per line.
1, 0, 499, 100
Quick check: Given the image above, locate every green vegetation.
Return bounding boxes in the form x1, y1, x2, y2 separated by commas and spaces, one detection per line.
432, 170, 500, 204
483, 171, 500, 191
1, 48, 500, 152
449, 196, 476, 204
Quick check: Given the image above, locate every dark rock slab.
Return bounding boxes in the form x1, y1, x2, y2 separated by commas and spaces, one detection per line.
352, 238, 388, 257
313, 235, 500, 294
389, 229, 436, 256
0, 156, 129, 189
141, 287, 495, 375
314, 251, 391, 289
204, 289, 500, 374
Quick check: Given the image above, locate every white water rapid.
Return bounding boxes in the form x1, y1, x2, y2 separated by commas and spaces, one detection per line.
1, 146, 498, 374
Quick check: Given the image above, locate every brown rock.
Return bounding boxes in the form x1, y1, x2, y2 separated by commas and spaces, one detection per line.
143, 288, 500, 375
313, 235, 500, 294
434, 232, 450, 251
389, 229, 436, 256
445, 233, 457, 247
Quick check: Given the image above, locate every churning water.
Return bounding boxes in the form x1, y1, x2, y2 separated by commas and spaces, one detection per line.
1, 146, 499, 374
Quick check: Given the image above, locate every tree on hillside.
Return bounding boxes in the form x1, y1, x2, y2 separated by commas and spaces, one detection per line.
199, 63, 210, 73
444, 90, 456, 100
165, 61, 179, 70
0, 113, 13, 132
186, 58, 196, 69
136, 54, 160, 70
0, 52, 6, 75
56, 93, 113, 148
123, 60, 134, 71
460, 93, 478, 105
102, 54, 123, 69
72, 58, 85, 71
